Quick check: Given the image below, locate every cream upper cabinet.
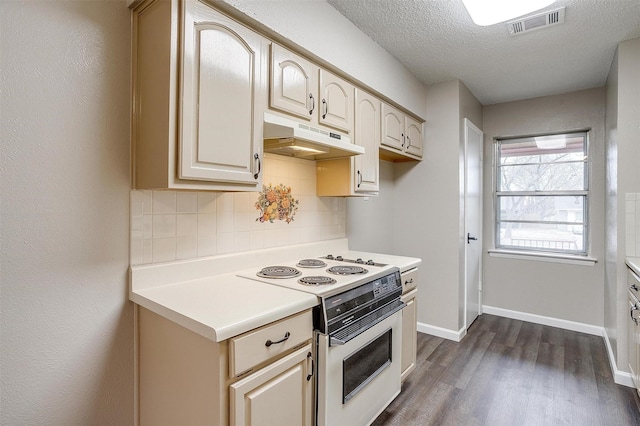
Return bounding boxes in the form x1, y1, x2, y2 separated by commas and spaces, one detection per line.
381, 102, 424, 161
405, 115, 424, 158
319, 69, 354, 133
132, 0, 266, 191
270, 44, 354, 134
353, 89, 380, 193
270, 43, 318, 121
316, 89, 379, 196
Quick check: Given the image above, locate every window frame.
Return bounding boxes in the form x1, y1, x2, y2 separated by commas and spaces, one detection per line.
493, 131, 590, 257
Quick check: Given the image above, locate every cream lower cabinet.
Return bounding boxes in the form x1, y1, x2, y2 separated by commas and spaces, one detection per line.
230, 345, 313, 426
628, 267, 640, 395
381, 102, 424, 161
316, 89, 379, 196
137, 307, 313, 426
400, 268, 418, 382
132, 0, 266, 191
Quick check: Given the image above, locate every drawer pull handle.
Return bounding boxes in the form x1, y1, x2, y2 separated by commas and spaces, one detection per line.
306, 351, 314, 381
405, 278, 414, 285
631, 284, 639, 292
265, 331, 290, 347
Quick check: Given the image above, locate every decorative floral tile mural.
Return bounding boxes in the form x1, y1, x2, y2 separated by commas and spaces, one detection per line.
255, 183, 299, 223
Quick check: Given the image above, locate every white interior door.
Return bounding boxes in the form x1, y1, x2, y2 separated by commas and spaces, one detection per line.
464, 118, 483, 330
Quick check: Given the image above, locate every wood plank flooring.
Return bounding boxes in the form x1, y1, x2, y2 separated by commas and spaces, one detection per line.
374, 314, 640, 426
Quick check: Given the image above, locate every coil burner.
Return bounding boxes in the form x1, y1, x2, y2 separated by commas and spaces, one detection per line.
327, 265, 368, 275
296, 259, 328, 268
257, 266, 301, 279
298, 276, 337, 286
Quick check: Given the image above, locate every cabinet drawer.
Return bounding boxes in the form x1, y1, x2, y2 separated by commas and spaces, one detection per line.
229, 310, 312, 377
630, 268, 640, 299
401, 268, 418, 294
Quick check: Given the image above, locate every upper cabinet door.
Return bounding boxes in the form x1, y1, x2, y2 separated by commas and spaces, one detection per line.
319, 70, 354, 134
180, 2, 266, 184
270, 43, 317, 121
381, 103, 404, 151
354, 89, 380, 193
405, 116, 423, 158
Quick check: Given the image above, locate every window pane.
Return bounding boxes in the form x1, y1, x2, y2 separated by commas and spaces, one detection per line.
497, 222, 584, 253
498, 133, 587, 192
498, 195, 584, 223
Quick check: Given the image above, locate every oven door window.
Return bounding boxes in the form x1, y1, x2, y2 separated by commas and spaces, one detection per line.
342, 329, 392, 403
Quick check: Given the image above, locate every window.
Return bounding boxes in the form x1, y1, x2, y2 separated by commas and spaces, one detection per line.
495, 132, 588, 256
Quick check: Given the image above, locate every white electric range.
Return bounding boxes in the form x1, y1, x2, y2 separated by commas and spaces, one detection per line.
237, 254, 404, 426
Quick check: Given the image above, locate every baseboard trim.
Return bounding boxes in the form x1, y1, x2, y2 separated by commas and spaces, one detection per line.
482, 305, 603, 336
417, 322, 466, 342
602, 328, 635, 388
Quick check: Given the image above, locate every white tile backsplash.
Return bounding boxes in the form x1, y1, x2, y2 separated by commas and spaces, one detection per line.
626, 193, 640, 257
130, 155, 347, 265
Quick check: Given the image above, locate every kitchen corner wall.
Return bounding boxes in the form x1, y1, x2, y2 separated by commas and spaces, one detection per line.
130, 154, 346, 265
626, 194, 640, 256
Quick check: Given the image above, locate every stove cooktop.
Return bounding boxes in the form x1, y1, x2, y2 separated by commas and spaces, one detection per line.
236, 256, 394, 297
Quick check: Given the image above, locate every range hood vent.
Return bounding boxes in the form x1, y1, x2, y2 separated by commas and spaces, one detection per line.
507, 7, 565, 36
263, 112, 364, 161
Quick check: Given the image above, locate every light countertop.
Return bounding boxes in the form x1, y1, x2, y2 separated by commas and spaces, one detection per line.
130, 238, 422, 343
626, 257, 640, 277
131, 273, 318, 342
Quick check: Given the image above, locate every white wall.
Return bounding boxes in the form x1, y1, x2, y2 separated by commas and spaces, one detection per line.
1, 1, 132, 424
482, 88, 606, 326
604, 37, 640, 368
219, 0, 427, 116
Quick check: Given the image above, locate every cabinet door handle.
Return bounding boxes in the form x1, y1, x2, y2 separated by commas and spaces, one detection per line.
631, 284, 639, 292
253, 153, 261, 180
357, 170, 362, 188
309, 93, 315, 115
631, 305, 639, 325
265, 331, 290, 347
406, 135, 411, 149
306, 351, 314, 381
401, 133, 405, 147
322, 98, 328, 119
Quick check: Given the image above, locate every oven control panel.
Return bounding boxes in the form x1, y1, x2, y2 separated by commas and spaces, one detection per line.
321, 268, 402, 335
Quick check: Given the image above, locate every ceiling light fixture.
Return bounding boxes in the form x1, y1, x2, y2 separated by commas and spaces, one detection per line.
462, 0, 557, 26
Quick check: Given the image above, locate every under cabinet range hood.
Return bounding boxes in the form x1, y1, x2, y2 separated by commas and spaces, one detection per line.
263, 112, 364, 160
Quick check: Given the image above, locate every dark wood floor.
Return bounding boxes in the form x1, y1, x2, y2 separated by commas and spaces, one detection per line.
374, 314, 640, 426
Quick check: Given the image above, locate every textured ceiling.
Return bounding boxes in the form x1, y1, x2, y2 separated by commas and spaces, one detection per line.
326, 0, 640, 105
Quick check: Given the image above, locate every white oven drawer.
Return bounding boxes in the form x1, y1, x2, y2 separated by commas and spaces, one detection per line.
401, 268, 418, 293
229, 310, 313, 377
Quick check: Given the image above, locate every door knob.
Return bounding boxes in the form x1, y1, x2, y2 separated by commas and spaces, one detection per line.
467, 233, 477, 244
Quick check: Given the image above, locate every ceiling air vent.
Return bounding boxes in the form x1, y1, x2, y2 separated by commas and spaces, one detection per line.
508, 7, 565, 36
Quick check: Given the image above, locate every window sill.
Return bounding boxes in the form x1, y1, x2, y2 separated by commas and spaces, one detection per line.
488, 249, 597, 266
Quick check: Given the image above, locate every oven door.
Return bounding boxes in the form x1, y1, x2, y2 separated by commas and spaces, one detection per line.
316, 311, 402, 426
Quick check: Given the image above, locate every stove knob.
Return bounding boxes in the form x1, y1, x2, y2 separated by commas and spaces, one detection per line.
366, 259, 375, 265
326, 254, 334, 260
336, 256, 343, 261
355, 258, 364, 264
